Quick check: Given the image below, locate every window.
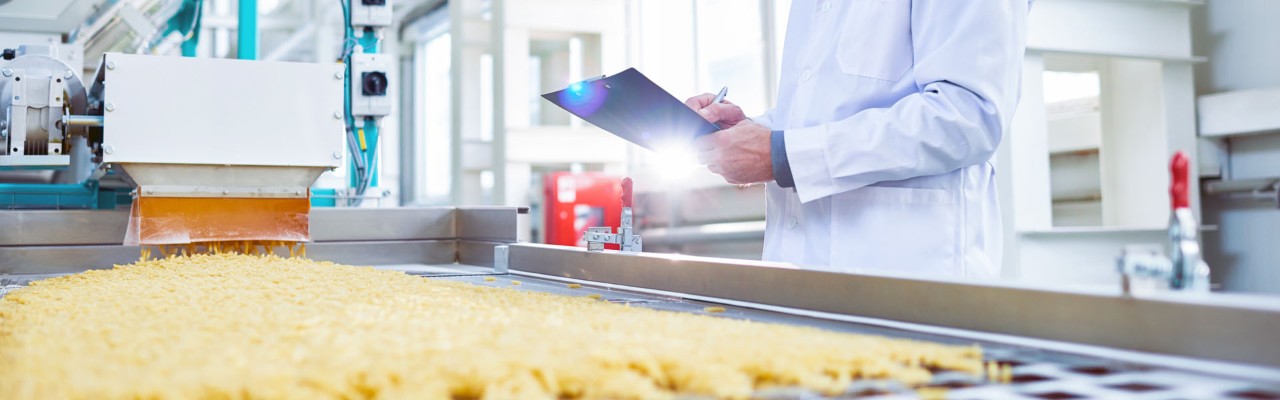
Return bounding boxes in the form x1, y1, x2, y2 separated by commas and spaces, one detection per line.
695, 0, 769, 116
418, 33, 453, 204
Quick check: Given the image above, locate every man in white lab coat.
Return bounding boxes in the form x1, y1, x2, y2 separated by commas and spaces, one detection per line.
687, 0, 1029, 277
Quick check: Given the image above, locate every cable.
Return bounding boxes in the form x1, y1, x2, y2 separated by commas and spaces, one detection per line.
337, 0, 364, 206
183, 0, 205, 41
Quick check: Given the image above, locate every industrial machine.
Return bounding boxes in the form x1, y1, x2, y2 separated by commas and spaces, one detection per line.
0, 0, 393, 245
1, 48, 343, 244
541, 171, 624, 248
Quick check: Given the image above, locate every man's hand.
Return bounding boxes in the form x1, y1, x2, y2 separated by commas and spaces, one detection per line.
684, 93, 748, 129
694, 120, 774, 185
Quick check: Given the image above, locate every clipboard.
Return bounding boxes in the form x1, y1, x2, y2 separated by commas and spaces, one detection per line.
541, 68, 720, 151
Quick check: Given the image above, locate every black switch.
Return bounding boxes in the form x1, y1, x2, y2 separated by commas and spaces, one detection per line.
361, 0, 385, 5
361, 71, 388, 96
1, 49, 15, 60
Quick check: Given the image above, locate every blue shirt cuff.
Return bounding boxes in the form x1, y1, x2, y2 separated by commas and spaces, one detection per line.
770, 130, 795, 188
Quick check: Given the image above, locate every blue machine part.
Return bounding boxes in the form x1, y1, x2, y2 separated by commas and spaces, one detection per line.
312, 1, 387, 207
0, 181, 128, 210
238, 0, 258, 59
332, 13, 384, 206
310, 188, 337, 207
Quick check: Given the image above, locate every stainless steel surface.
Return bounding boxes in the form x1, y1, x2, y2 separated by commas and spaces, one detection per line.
1, 207, 523, 273
456, 239, 504, 268
0, 207, 516, 246
304, 240, 456, 267
134, 185, 310, 198
118, 164, 326, 198
1204, 177, 1280, 195
0, 244, 140, 274
493, 245, 509, 273
309, 207, 454, 242
0, 210, 130, 245
505, 243, 1280, 369
455, 206, 519, 242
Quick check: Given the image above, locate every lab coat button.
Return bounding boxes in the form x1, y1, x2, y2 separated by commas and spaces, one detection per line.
786, 217, 798, 229
820, 1, 832, 12
801, 69, 813, 81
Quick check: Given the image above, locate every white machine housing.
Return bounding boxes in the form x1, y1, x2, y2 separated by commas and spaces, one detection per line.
93, 53, 345, 198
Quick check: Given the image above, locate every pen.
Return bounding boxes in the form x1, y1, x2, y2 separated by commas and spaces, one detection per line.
711, 86, 729, 104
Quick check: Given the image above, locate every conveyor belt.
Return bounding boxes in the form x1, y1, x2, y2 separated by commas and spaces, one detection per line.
4, 269, 1280, 399
431, 273, 1280, 400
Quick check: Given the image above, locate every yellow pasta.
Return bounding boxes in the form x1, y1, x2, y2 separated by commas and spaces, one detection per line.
0, 254, 983, 399
566, 283, 582, 289
703, 306, 727, 313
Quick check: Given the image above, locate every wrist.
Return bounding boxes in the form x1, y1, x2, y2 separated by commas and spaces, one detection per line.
770, 130, 795, 188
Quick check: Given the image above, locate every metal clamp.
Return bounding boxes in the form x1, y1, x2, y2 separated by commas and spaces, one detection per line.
584, 178, 643, 253
584, 208, 643, 253
1117, 153, 1210, 294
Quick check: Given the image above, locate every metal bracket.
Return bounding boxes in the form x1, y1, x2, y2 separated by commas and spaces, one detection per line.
584, 207, 643, 253
1117, 245, 1173, 295
494, 245, 509, 273
134, 185, 310, 198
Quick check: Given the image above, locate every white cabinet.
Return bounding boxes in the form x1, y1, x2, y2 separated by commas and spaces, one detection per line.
998, 0, 1203, 285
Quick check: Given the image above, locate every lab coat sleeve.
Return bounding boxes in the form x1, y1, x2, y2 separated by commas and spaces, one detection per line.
752, 110, 775, 129
784, 0, 1026, 203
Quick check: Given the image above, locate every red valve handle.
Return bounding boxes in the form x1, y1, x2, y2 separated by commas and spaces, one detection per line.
1170, 151, 1189, 209
621, 177, 633, 208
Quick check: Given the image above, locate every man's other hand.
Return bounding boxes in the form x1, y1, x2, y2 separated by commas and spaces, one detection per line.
684, 93, 748, 129
694, 120, 774, 185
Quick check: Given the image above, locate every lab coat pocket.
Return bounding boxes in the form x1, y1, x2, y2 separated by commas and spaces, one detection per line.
829, 186, 958, 275
835, 0, 913, 81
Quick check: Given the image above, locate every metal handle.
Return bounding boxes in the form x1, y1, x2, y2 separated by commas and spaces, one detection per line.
621, 177, 633, 209
1170, 151, 1190, 209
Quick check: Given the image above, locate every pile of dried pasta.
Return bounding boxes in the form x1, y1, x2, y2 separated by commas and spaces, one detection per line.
0, 254, 982, 399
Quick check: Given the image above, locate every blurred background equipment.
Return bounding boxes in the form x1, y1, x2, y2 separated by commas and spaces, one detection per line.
540, 171, 621, 249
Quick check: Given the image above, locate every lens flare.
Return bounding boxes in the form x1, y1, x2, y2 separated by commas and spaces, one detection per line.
650, 139, 701, 182
558, 80, 607, 117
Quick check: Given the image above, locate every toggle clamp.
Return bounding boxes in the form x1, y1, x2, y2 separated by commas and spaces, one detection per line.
584, 177, 643, 253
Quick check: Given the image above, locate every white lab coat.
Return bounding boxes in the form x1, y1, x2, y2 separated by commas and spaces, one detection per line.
757, 0, 1029, 277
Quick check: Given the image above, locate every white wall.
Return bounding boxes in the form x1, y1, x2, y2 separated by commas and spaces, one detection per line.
1192, 0, 1280, 294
